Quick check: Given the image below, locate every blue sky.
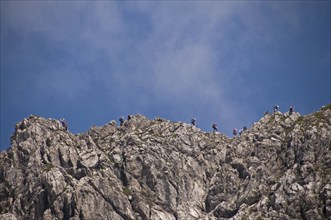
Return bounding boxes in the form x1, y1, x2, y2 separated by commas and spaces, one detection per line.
1, 1, 330, 150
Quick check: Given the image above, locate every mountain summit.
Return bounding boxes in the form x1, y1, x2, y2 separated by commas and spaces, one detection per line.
1, 105, 331, 220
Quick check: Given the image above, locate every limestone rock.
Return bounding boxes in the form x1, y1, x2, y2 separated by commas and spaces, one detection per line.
1, 106, 331, 219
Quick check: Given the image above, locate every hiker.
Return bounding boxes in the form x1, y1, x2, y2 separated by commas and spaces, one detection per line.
289, 106, 294, 115
60, 118, 68, 131
233, 128, 238, 136
273, 105, 279, 112
243, 126, 247, 131
191, 118, 196, 126
119, 116, 125, 126
212, 124, 218, 133
239, 129, 243, 136
264, 111, 269, 116
127, 115, 132, 120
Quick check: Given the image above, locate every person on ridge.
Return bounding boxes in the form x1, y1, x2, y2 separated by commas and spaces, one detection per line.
243, 126, 247, 131
60, 118, 68, 131
212, 124, 218, 133
233, 128, 238, 136
273, 105, 280, 112
289, 106, 294, 115
119, 116, 125, 126
239, 129, 243, 136
191, 118, 196, 126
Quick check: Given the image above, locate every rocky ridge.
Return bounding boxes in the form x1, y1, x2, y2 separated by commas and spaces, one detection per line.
0, 105, 331, 220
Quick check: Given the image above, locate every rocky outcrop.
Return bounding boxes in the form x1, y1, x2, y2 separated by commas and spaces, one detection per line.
1, 105, 331, 220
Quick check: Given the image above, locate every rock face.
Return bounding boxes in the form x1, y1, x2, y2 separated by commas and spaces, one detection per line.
1, 105, 331, 220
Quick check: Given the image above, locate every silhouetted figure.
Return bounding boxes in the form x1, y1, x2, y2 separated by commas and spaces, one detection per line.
191, 118, 196, 126
60, 118, 68, 131
212, 124, 218, 133
233, 128, 238, 136
119, 116, 125, 126
289, 106, 294, 115
273, 105, 279, 112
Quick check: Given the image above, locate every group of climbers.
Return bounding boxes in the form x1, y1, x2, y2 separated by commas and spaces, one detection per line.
191, 118, 218, 133
58, 115, 131, 132
272, 105, 294, 115
189, 105, 293, 136
192, 118, 218, 133
118, 105, 297, 136
119, 115, 133, 126
230, 105, 295, 137
232, 126, 247, 137
59, 105, 296, 135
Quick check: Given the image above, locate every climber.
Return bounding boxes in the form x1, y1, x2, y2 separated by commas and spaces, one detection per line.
233, 128, 238, 136
289, 106, 294, 115
212, 124, 218, 133
60, 118, 68, 131
273, 105, 279, 112
243, 126, 247, 131
127, 115, 132, 120
239, 129, 243, 136
191, 118, 196, 126
119, 116, 125, 126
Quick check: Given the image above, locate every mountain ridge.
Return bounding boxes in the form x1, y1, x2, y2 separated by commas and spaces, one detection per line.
1, 105, 331, 220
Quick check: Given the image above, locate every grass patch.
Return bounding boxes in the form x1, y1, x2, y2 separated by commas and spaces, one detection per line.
296, 116, 304, 124
123, 186, 131, 196
268, 115, 275, 123
323, 104, 331, 110
314, 111, 324, 120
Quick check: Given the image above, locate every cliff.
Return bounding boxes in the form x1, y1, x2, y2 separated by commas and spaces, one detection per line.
1, 105, 331, 220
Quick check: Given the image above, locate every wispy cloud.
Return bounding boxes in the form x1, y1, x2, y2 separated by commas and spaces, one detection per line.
2, 1, 278, 104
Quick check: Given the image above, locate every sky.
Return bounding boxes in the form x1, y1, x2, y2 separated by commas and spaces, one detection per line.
1, 1, 330, 151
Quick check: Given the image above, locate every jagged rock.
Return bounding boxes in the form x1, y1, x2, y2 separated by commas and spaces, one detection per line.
1, 106, 331, 219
